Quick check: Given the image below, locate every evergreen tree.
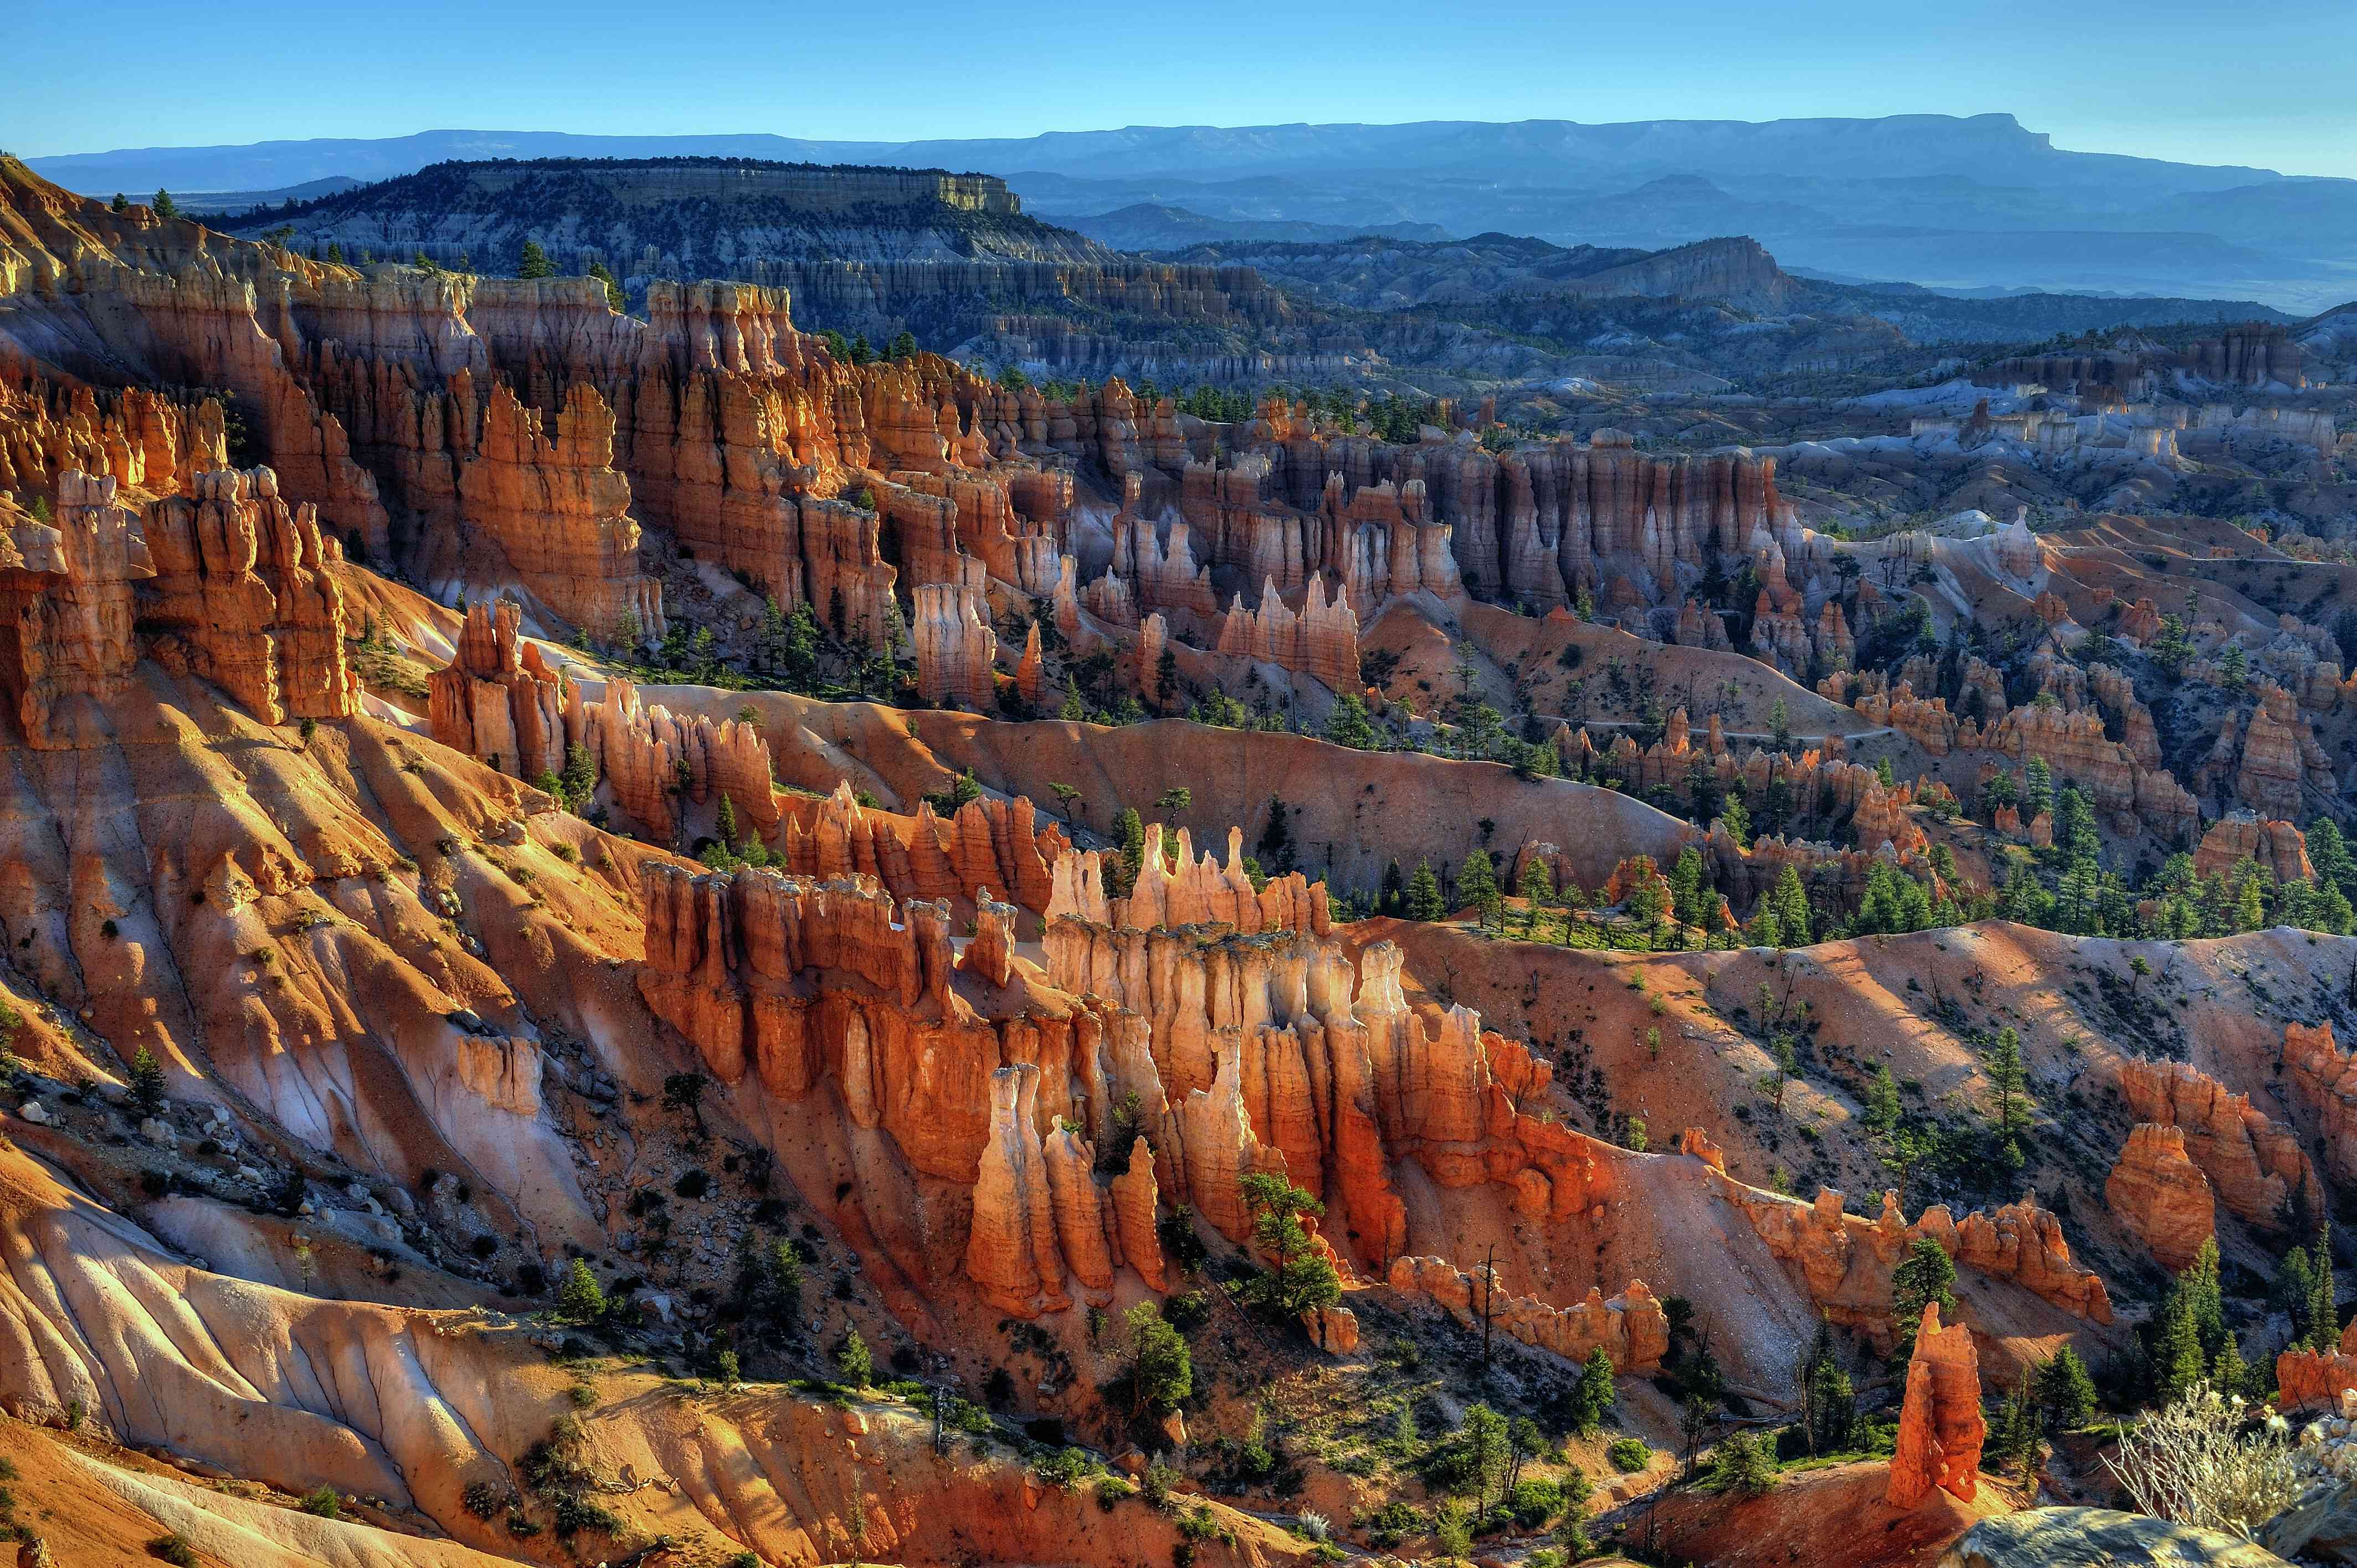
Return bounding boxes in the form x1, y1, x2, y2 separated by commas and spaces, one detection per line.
1863, 1064, 1901, 1135
1105, 807, 1146, 899
2153, 1279, 2204, 1402
110, 192, 129, 213
2312, 1212, 2339, 1351
1719, 790, 1752, 849
1516, 855, 1554, 934
1986, 1027, 2031, 1161
1458, 850, 1501, 929
1796, 1320, 1857, 1455
1323, 693, 1380, 750
1669, 846, 1706, 928
2023, 754, 2054, 816
1460, 1403, 1511, 1520
1240, 1173, 1342, 1324
586, 259, 625, 311
1118, 1302, 1193, 1423
516, 239, 557, 279
127, 1046, 168, 1119
835, 1327, 874, 1386
886, 330, 918, 361
2279, 1244, 2318, 1340
152, 188, 178, 218
1404, 859, 1446, 922
555, 1258, 607, 1323
1769, 865, 1811, 946
2184, 1237, 2226, 1360
1891, 1237, 1957, 1361
2033, 1346, 2097, 1431
716, 793, 740, 851
1571, 1345, 1616, 1433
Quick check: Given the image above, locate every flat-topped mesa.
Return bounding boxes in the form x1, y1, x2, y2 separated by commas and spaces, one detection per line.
456, 381, 665, 640
0, 470, 152, 747
2118, 1056, 2320, 1230
2105, 1124, 2215, 1272
912, 580, 998, 710
137, 466, 357, 727
1721, 1174, 2112, 1331
2287, 1020, 2357, 1184
1213, 574, 1362, 692
1386, 1256, 1669, 1371
1886, 1302, 1986, 1510
567, 676, 777, 842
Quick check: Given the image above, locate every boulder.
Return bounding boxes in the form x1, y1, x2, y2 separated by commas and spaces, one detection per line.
1939, 1507, 2291, 1566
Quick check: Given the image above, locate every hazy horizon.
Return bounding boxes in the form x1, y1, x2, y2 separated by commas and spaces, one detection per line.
11, 0, 2356, 179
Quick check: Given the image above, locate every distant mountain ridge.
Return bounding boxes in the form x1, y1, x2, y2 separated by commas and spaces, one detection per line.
31, 114, 2357, 308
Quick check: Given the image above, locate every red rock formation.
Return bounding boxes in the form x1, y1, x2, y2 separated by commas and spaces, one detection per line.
2278, 1335, 2357, 1411
455, 382, 664, 639
2197, 684, 2335, 820
1886, 1302, 1985, 1509
2104, 1123, 2215, 1271
0, 470, 151, 747
0, 374, 225, 500
1213, 575, 1362, 691
1385, 1255, 1668, 1371
2192, 812, 2313, 885
2118, 1056, 2319, 1229
2288, 1021, 2357, 1184
912, 580, 998, 710
140, 466, 357, 724
428, 598, 568, 779
571, 676, 776, 842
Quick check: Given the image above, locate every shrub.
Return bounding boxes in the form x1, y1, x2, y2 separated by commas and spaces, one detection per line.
835, 1327, 874, 1386
1506, 1476, 1563, 1527
1362, 1499, 1426, 1548
2107, 1384, 2302, 1539
1608, 1437, 1651, 1473
1295, 1509, 1331, 1541
299, 1485, 343, 1518
554, 1258, 606, 1324
1699, 1430, 1776, 1496
1096, 1474, 1134, 1510
148, 1538, 198, 1567
463, 1479, 504, 1518
567, 1382, 598, 1408
1034, 1447, 1091, 1488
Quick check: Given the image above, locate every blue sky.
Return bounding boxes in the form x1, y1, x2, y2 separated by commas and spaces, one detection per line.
11, 0, 2354, 177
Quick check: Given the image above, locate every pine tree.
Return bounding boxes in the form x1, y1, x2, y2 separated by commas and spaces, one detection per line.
2153, 1280, 2204, 1402
127, 1046, 168, 1119
2312, 1212, 2339, 1351
835, 1327, 874, 1386
152, 188, 178, 219
1516, 855, 1554, 934
1986, 1027, 2031, 1161
1891, 1237, 1957, 1361
1458, 850, 1501, 929
1864, 1064, 1901, 1135
110, 192, 129, 213
586, 259, 625, 311
516, 239, 557, 279
2033, 1346, 2097, 1432
1572, 1346, 1615, 1434
1323, 693, 1380, 750
716, 793, 740, 851
1405, 859, 1446, 922
2185, 1237, 2226, 1359
1769, 865, 1811, 946
1669, 846, 1706, 928
556, 1258, 607, 1323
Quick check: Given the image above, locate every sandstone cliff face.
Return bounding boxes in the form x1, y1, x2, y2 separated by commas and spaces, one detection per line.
1886, 1303, 1985, 1509
1724, 1180, 2112, 1333
2192, 811, 2312, 883
2288, 1020, 2357, 1184
2104, 1123, 2215, 1271
0, 470, 151, 747
2117, 1056, 2319, 1230
1385, 1255, 1668, 1371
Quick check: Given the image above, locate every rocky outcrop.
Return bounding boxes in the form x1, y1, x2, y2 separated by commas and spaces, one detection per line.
2192, 811, 2313, 884
1887, 1302, 1985, 1509
2288, 1021, 2357, 1184
0, 470, 152, 747
428, 597, 568, 780
1213, 575, 1362, 692
1385, 1255, 1668, 1371
2104, 1123, 2215, 1271
912, 580, 998, 710
2197, 684, 2335, 820
454, 382, 664, 639
1727, 1184, 2112, 1332
572, 676, 777, 842
1943, 1508, 2295, 1567
0, 374, 225, 499
2118, 1056, 2319, 1230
